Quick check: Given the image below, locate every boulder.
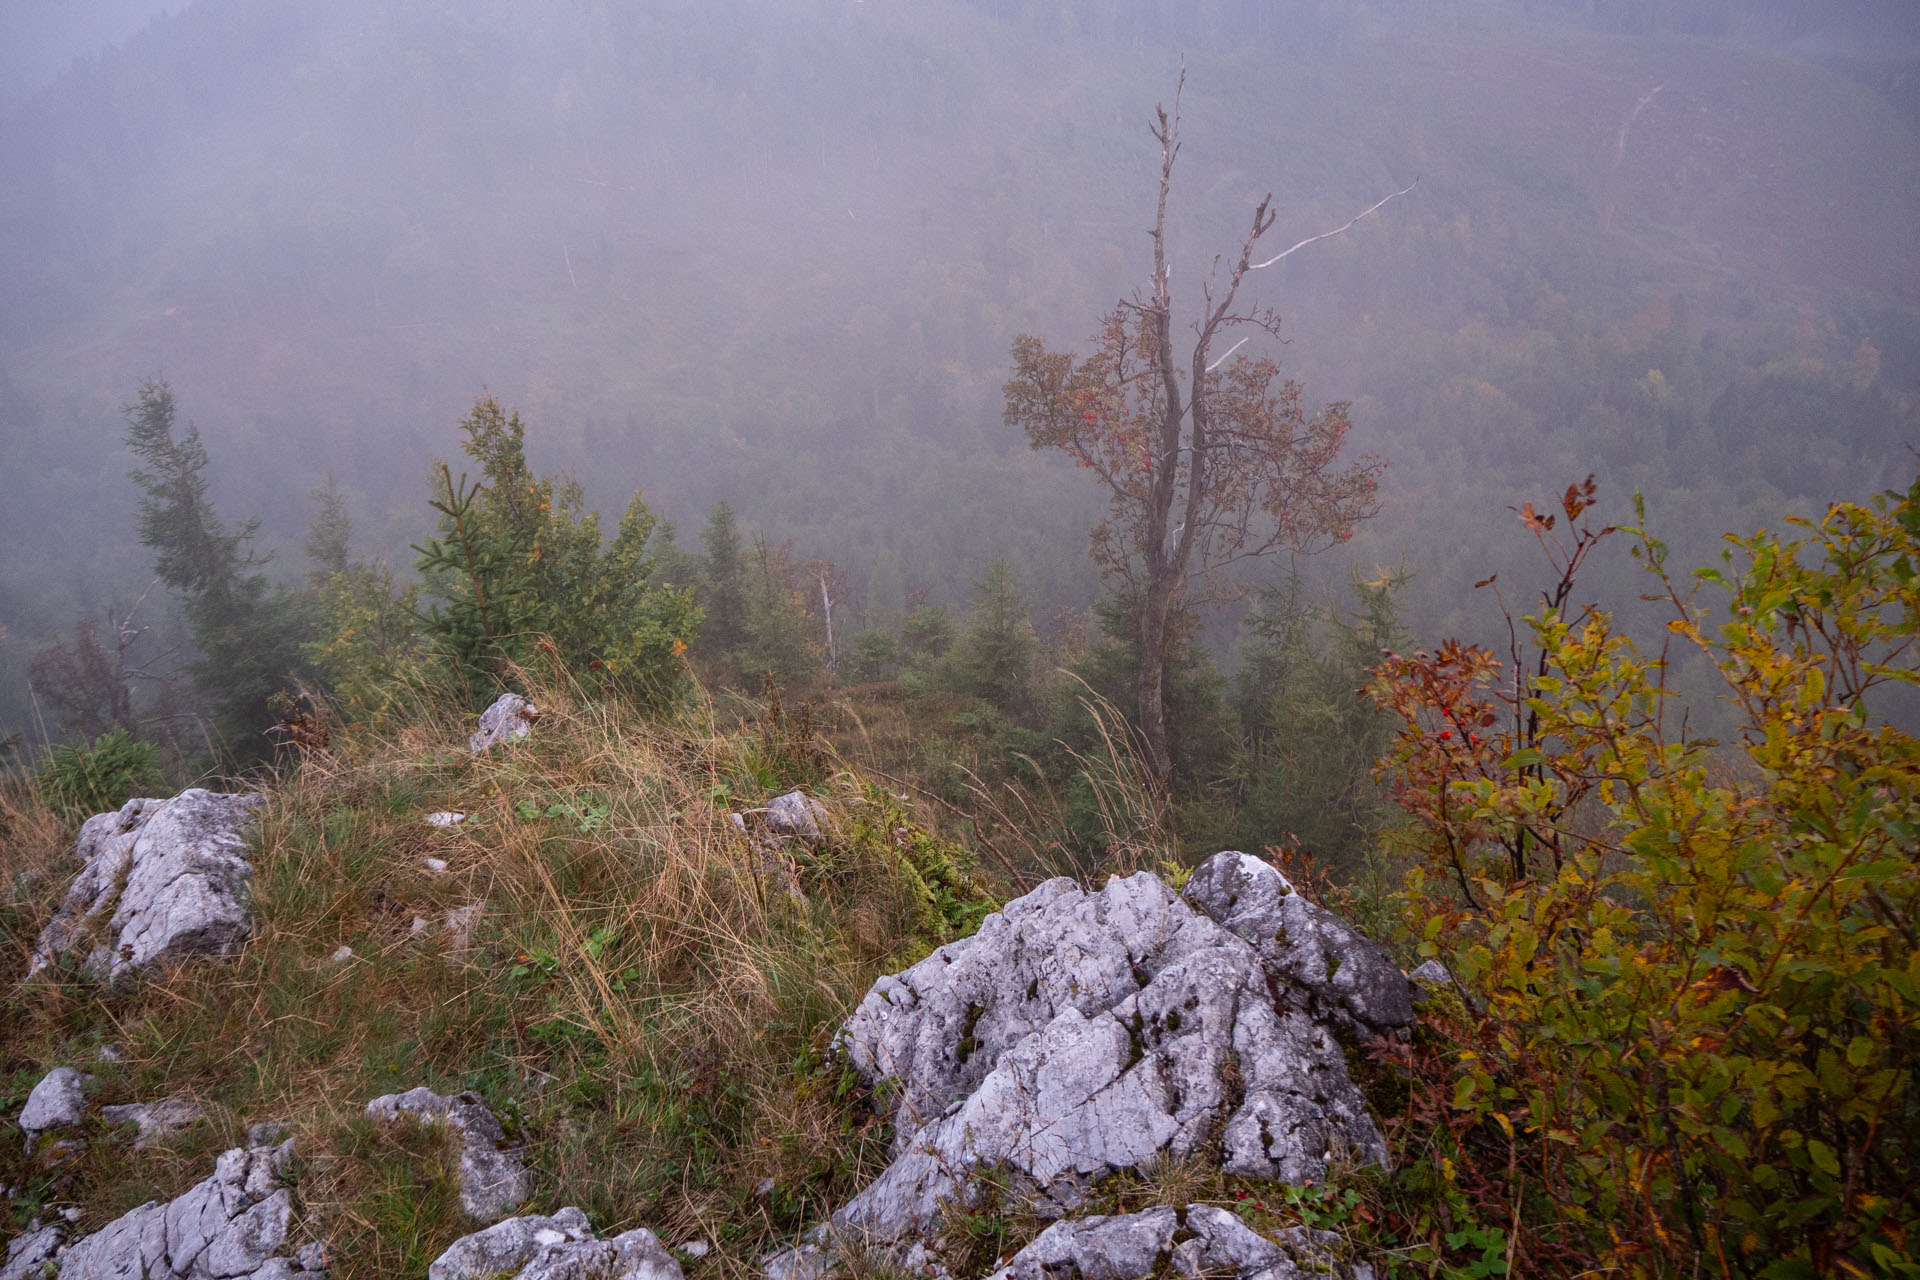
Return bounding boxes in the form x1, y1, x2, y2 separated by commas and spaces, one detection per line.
986, 1204, 1351, 1280
19, 1067, 91, 1143
815, 870, 1386, 1261
1181, 852, 1414, 1041
470, 694, 539, 752
55, 1136, 322, 1279
29, 790, 265, 985
365, 1087, 530, 1221
428, 1206, 682, 1280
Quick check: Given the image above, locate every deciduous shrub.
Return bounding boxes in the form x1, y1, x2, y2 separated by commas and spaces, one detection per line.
1370, 476, 1918, 1276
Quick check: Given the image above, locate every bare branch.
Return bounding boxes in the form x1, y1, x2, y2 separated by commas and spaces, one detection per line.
1248, 178, 1420, 270
1204, 337, 1250, 372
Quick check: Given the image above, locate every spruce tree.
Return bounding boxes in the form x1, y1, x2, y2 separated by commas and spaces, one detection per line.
412, 394, 698, 708
697, 502, 749, 662
945, 559, 1036, 713
125, 378, 308, 754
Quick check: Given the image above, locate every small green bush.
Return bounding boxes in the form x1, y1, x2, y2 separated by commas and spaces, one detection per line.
35, 729, 164, 820
413, 395, 700, 709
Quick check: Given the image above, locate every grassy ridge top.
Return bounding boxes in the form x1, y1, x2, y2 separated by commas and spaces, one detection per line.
0, 675, 998, 1275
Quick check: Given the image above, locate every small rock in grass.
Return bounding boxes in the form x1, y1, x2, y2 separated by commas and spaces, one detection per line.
249, 1121, 288, 1147
100, 1096, 204, 1149
429, 1206, 683, 1280
19, 1067, 91, 1141
423, 857, 452, 874
469, 693, 539, 753
444, 903, 484, 948
426, 811, 467, 827
763, 791, 828, 846
366, 1087, 530, 1221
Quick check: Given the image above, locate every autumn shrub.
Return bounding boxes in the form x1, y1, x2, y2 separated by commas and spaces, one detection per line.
1369, 477, 1918, 1277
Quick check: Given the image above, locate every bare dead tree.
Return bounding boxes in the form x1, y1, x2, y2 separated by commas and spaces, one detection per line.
29, 582, 183, 741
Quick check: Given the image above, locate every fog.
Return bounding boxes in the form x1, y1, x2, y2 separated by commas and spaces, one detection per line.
3, 0, 1918, 739
0, 0, 180, 104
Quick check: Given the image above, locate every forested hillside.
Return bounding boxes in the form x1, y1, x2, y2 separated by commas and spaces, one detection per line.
3, 5, 1918, 1273
2, 0, 1916, 740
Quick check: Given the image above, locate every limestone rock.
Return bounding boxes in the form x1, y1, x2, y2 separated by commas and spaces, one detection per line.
365, 1087, 530, 1221
29, 790, 266, 985
829, 871, 1385, 1251
101, 1097, 205, 1149
1182, 851, 1414, 1041
19, 1067, 91, 1142
428, 1206, 682, 1280
248, 1122, 289, 1148
986, 1205, 1352, 1280
470, 694, 539, 752
761, 1241, 835, 1280
55, 1136, 320, 1279
0, 1218, 66, 1280
763, 792, 828, 846
443, 904, 484, 949
100, 1097, 205, 1149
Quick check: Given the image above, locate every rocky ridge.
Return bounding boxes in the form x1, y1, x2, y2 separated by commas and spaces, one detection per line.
9, 700, 1415, 1279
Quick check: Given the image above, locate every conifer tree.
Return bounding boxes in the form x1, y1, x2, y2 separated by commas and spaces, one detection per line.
304, 473, 353, 582
945, 559, 1036, 713
412, 394, 697, 708
739, 535, 819, 687
124, 378, 307, 753
697, 501, 749, 661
